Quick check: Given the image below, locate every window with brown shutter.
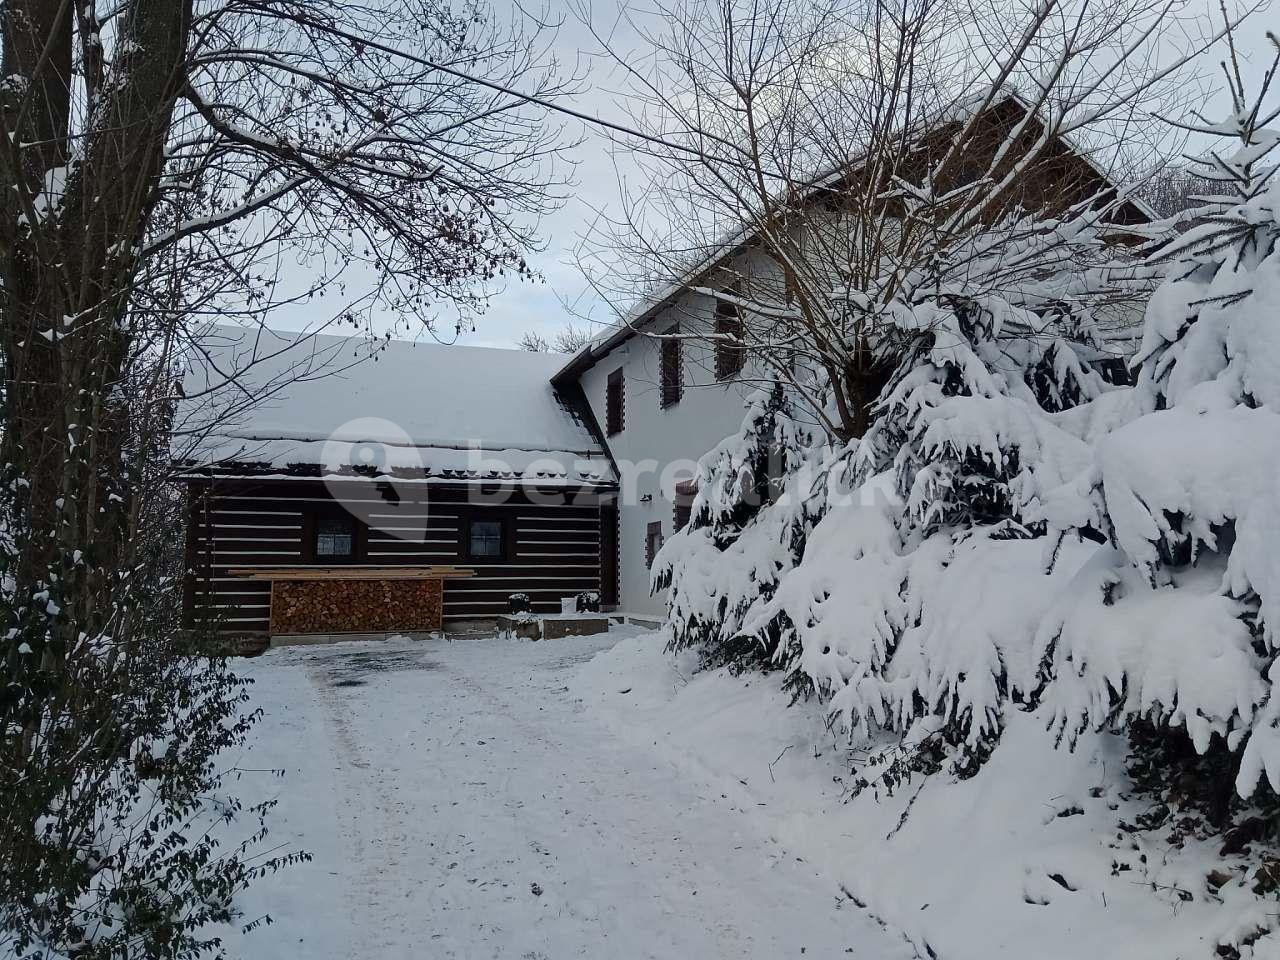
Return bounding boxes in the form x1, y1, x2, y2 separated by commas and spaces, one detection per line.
714, 295, 744, 381
606, 367, 624, 436
660, 327, 682, 409
645, 521, 664, 568
673, 479, 696, 531
674, 499, 692, 531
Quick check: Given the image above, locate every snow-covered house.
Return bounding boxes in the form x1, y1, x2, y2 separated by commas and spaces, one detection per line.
550, 295, 767, 616
178, 329, 618, 636
550, 95, 1154, 615
180, 96, 1154, 635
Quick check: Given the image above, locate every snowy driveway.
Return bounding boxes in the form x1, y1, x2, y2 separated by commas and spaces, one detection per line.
232, 631, 912, 959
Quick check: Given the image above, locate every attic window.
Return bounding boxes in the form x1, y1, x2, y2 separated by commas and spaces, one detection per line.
714, 294, 744, 381
606, 368, 624, 436
660, 326, 682, 409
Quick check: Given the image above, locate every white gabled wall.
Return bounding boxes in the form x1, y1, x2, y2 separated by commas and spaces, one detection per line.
578, 287, 756, 615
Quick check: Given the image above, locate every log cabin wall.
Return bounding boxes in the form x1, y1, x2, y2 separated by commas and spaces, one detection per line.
185, 477, 612, 633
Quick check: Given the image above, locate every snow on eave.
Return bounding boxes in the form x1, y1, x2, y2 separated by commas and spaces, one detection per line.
198, 429, 603, 459
177, 435, 617, 487
175, 467, 618, 489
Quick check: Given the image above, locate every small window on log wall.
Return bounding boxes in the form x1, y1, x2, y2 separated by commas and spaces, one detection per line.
645, 521, 664, 569
315, 515, 355, 561
468, 519, 506, 560
660, 327, 682, 409
714, 295, 744, 381
606, 368, 624, 436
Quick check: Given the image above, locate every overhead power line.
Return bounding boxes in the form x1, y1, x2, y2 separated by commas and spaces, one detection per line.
290, 13, 740, 164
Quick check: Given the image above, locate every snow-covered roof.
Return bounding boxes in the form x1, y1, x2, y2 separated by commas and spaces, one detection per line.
176, 325, 614, 487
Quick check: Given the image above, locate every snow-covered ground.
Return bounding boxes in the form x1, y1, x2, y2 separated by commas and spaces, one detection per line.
225, 626, 1268, 959
225, 629, 915, 959
574, 633, 1273, 960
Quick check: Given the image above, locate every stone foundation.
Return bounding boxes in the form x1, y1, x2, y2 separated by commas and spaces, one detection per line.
496, 614, 610, 641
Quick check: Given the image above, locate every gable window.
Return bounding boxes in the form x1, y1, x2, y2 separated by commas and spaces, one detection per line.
468, 519, 505, 560
645, 521, 664, 569
660, 326, 682, 409
606, 368, 624, 436
714, 295, 744, 381
315, 515, 355, 561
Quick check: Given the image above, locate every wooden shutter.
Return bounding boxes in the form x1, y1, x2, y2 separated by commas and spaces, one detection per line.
645, 521, 664, 568
660, 327, 682, 408
714, 296, 744, 381
673, 479, 696, 531
606, 368, 624, 436
600, 499, 619, 607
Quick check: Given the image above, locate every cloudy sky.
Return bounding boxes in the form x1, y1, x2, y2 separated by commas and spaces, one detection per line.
268, 0, 1277, 352
450, 0, 636, 350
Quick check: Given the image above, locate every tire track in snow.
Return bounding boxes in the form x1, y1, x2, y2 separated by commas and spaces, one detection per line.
271, 636, 917, 959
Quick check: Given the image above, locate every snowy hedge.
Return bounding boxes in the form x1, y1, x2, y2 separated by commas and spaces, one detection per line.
656, 105, 1280, 804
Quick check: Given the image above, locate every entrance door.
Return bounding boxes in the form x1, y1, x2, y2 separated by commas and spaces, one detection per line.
600, 498, 619, 608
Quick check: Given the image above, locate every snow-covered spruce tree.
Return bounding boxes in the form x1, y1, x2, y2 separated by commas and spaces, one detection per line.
657, 212, 1128, 780
1020, 307, 1116, 413
753, 283, 1109, 780
653, 189, 1139, 773
653, 382, 816, 678
864, 294, 1108, 540
1037, 53, 1280, 831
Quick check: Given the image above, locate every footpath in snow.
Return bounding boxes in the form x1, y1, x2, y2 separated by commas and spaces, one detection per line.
227, 629, 914, 959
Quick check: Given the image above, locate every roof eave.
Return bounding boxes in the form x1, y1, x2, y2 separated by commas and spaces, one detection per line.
174, 462, 619, 489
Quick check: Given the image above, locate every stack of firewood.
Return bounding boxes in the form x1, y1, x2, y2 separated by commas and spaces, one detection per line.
270, 578, 443, 634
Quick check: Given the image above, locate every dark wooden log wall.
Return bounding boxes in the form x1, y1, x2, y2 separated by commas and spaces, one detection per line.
185, 478, 611, 633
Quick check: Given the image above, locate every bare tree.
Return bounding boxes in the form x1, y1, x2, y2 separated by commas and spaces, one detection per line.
578, 0, 1238, 440
519, 329, 553, 351
1138, 163, 1244, 216
519, 320, 594, 352
0, 0, 572, 952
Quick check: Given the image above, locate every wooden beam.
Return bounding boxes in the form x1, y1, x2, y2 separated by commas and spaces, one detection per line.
227, 565, 476, 581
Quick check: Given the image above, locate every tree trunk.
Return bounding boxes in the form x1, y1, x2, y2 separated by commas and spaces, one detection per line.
1, 0, 192, 644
